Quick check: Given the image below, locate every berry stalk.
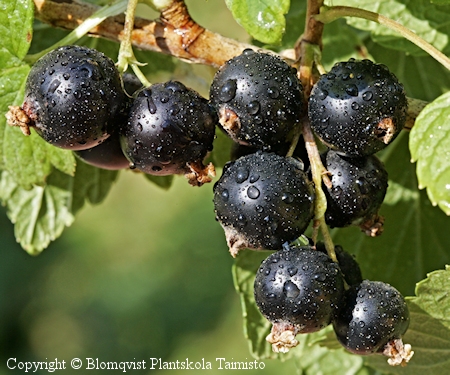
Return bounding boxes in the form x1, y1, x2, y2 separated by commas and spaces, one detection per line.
315, 5, 450, 71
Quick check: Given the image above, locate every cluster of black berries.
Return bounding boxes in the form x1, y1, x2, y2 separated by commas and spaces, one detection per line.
209, 51, 412, 365
10, 45, 413, 364
11, 45, 217, 186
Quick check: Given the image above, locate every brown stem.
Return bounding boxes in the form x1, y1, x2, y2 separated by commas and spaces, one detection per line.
33, 0, 256, 68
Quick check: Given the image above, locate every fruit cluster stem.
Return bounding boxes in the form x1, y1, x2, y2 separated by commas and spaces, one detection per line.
32, 0, 258, 68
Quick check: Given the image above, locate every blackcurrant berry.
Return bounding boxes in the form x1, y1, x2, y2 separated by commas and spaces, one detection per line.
333, 280, 413, 365
20, 45, 126, 150
309, 58, 407, 156
213, 152, 314, 257
321, 150, 388, 233
210, 49, 304, 150
120, 81, 217, 186
315, 242, 363, 287
75, 132, 130, 170
254, 246, 345, 352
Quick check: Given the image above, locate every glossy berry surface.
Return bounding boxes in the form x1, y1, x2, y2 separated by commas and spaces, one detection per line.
23, 45, 125, 150
75, 132, 130, 170
209, 49, 304, 150
321, 150, 388, 228
308, 59, 407, 156
333, 280, 410, 355
315, 242, 363, 286
120, 81, 217, 176
254, 246, 345, 332
213, 152, 314, 256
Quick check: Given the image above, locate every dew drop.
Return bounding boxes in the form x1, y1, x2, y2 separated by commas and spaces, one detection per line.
346, 84, 359, 96
288, 267, 298, 277
317, 89, 328, 100
351, 102, 360, 110
219, 80, 237, 102
249, 174, 260, 183
147, 97, 157, 114
283, 281, 300, 298
267, 86, 279, 99
356, 177, 368, 194
247, 185, 260, 199
314, 272, 326, 282
281, 192, 294, 204
221, 189, 229, 201
235, 167, 249, 183
255, 205, 264, 213
48, 79, 61, 93
362, 91, 373, 101
247, 101, 260, 115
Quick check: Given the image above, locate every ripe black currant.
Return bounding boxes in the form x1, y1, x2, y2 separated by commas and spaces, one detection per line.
321, 150, 388, 234
20, 45, 126, 150
120, 81, 217, 186
75, 132, 130, 170
209, 49, 304, 150
254, 246, 345, 352
308, 58, 407, 156
213, 152, 314, 256
333, 280, 413, 365
315, 242, 363, 287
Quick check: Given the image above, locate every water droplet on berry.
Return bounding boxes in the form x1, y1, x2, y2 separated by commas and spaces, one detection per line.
255, 205, 264, 213
146, 97, 157, 114
247, 101, 260, 115
288, 267, 298, 277
346, 84, 359, 96
283, 281, 300, 298
247, 185, 260, 199
281, 192, 294, 204
267, 86, 279, 99
318, 89, 328, 100
356, 177, 368, 194
221, 189, 229, 201
235, 167, 249, 183
48, 79, 61, 93
362, 91, 373, 101
314, 272, 326, 282
351, 102, 359, 110
249, 174, 260, 183
219, 80, 237, 102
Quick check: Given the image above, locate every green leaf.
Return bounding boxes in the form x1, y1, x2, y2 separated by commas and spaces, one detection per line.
225, 0, 290, 45
3, 128, 77, 189
365, 267, 450, 374
0, 163, 118, 254
294, 328, 372, 375
143, 173, 174, 190
0, 0, 34, 66
332, 0, 450, 56
409, 93, 450, 215
0, 64, 29, 170
331, 133, 450, 297
366, 40, 450, 102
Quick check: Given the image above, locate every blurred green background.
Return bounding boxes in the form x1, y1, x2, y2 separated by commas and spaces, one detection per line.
1, 1, 299, 374
0, 173, 295, 374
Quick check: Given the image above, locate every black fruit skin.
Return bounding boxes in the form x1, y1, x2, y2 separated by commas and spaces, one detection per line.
213, 152, 314, 251
308, 58, 407, 156
321, 150, 388, 228
75, 132, 130, 170
254, 246, 345, 332
209, 49, 304, 150
23, 45, 126, 150
315, 242, 363, 286
333, 280, 410, 355
120, 81, 217, 175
